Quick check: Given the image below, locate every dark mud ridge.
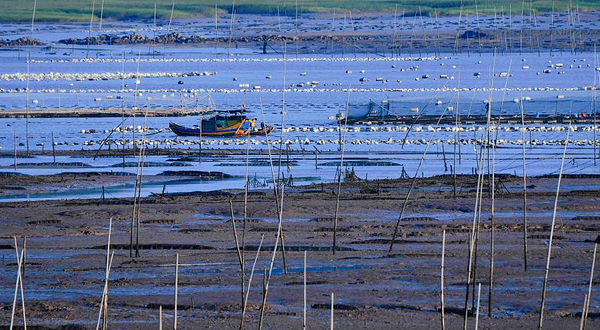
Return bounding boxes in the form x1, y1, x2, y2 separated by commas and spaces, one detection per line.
158, 170, 234, 178
92, 243, 214, 250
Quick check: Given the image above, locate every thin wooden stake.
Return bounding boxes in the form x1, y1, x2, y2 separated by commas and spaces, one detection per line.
22, 237, 26, 277
51, 132, 56, 163
174, 253, 179, 330
330, 292, 334, 330
475, 283, 482, 330
303, 250, 307, 330
441, 230, 446, 330
520, 92, 529, 271
163, 2, 175, 59
159, 305, 162, 330
538, 124, 571, 330
13, 131, 17, 171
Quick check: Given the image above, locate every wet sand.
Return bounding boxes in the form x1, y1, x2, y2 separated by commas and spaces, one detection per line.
1, 174, 599, 329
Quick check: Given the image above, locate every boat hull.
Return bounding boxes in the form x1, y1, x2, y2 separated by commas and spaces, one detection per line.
169, 119, 254, 137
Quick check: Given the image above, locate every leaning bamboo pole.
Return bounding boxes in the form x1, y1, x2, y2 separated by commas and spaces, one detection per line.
238, 120, 251, 326
389, 96, 453, 253
96, 218, 112, 330
489, 60, 512, 315
463, 114, 488, 330
580, 237, 598, 329
229, 199, 244, 314
240, 234, 264, 330
464, 59, 495, 330
96, 252, 114, 330
538, 124, 571, 330
258, 183, 287, 329
579, 294, 588, 330
264, 39, 290, 271
134, 110, 149, 258
10, 237, 26, 330
333, 91, 350, 254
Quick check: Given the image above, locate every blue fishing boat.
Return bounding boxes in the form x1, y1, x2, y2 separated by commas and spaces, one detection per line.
169, 109, 255, 137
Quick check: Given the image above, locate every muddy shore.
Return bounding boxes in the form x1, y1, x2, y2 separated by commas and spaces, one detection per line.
0, 174, 598, 329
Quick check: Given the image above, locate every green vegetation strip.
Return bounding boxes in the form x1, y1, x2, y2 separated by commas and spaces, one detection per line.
2, 0, 600, 22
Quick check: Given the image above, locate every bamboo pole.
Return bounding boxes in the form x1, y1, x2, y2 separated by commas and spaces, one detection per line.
472, 205, 482, 312
214, 3, 218, 58
390, 101, 452, 253
475, 283, 482, 330
96, 218, 112, 330
464, 58, 495, 330
163, 2, 175, 59
21, 237, 26, 277
579, 294, 588, 330
581, 238, 598, 329
520, 92, 529, 271
440, 230, 446, 330
258, 184, 286, 330
86, 0, 95, 58
259, 95, 288, 273
227, 0, 235, 58
538, 124, 571, 330
96, 0, 104, 57
51, 132, 56, 163
303, 250, 307, 330
489, 60, 511, 315
333, 91, 350, 254
16, 236, 26, 329
330, 292, 334, 330
135, 110, 149, 257
241, 126, 251, 311
229, 199, 244, 312
10, 238, 25, 330
159, 305, 162, 330
174, 253, 179, 330
593, 44, 597, 167
96, 252, 114, 330
19, 239, 27, 328
240, 234, 264, 330
264, 40, 290, 272
13, 131, 17, 171
463, 129, 487, 330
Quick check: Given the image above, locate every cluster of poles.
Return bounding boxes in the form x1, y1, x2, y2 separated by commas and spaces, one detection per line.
6, 2, 600, 329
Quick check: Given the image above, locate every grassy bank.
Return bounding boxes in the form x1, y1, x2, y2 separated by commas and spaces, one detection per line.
1, 0, 599, 22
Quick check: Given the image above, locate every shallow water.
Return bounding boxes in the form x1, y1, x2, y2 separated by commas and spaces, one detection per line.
1, 20, 599, 202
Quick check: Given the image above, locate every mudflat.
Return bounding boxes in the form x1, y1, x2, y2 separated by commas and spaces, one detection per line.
1, 174, 598, 329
